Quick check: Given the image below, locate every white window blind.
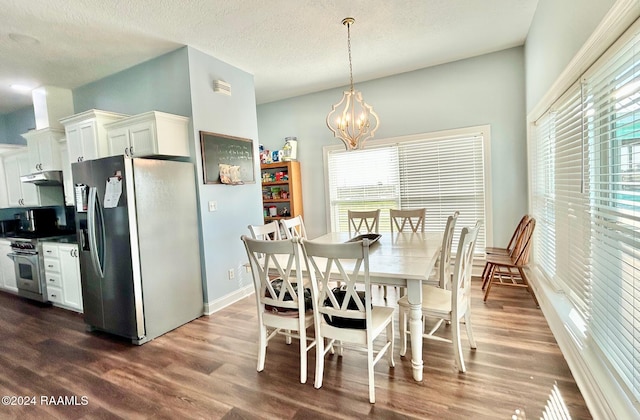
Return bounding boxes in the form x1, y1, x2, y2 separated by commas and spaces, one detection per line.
397, 136, 487, 251
327, 146, 400, 232
326, 130, 488, 253
530, 23, 640, 404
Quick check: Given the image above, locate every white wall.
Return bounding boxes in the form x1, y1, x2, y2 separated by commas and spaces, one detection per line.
187, 47, 263, 307
257, 47, 527, 245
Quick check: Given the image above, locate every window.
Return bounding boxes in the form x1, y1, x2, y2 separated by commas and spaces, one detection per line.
530, 23, 640, 405
324, 126, 490, 253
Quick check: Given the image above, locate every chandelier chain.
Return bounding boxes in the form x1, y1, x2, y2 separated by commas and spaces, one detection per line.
347, 20, 354, 92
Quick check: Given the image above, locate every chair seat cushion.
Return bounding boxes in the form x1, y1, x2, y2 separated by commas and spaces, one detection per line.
323, 287, 369, 329
265, 278, 313, 314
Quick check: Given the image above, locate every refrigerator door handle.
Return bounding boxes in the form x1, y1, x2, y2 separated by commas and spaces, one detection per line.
87, 186, 105, 279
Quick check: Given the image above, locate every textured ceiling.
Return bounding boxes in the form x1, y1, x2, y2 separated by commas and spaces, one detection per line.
0, 0, 538, 115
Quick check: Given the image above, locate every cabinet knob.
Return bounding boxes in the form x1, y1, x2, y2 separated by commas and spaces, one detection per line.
125, 147, 129, 157
129, 146, 134, 156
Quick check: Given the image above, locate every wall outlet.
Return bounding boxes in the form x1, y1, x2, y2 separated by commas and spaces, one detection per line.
208, 201, 217, 212
228, 268, 235, 280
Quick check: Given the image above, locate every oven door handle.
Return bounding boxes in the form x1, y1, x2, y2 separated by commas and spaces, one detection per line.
87, 186, 105, 279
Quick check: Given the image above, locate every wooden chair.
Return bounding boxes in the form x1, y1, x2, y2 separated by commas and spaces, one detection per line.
248, 221, 281, 240
486, 214, 530, 256
280, 215, 307, 239
241, 235, 316, 383
481, 215, 530, 283
397, 221, 481, 373
348, 209, 380, 236
390, 208, 426, 234
301, 237, 394, 404
482, 217, 538, 306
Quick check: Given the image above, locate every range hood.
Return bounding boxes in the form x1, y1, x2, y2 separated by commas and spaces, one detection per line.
20, 170, 64, 186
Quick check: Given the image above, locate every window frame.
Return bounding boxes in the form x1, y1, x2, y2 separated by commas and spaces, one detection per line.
322, 125, 493, 248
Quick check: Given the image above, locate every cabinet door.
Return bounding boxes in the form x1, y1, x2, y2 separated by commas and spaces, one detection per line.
59, 244, 82, 311
26, 139, 42, 172
17, 153, 39, 206
3, 155, 23, 206
36, 136, 61, 170
59, 142, 74, 206
128, 121, 157, 156
26, 135, 61, 171
0, 240, 17, 292
66, 125, 84, 163
107, 127, 130, 156
79, 121, 99, 160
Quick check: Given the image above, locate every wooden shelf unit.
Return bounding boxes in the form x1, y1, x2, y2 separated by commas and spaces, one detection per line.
261, 161, 303, 223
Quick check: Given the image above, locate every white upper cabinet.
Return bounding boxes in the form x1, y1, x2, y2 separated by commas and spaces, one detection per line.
4, 151, 38, 206
60, 109, 128, 163
105, 111, 190, 158
21, 128, 65, 172
2, 150, 65, 208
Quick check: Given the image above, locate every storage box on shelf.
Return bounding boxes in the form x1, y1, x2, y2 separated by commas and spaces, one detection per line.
260, 161, 303, 223
42, 242, 83, 312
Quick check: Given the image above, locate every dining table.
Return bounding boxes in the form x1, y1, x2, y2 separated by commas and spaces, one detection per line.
305, 231, 442, 382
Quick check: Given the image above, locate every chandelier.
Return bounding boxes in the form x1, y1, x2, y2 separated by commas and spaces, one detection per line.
326, 17, 379, 150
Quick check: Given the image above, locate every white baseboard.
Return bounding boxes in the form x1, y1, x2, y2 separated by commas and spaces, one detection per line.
529, 266, 639, 420
203, 284, 254, 315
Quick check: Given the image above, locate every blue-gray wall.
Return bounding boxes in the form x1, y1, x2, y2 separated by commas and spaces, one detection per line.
257, 47, 527, 246
524, 0, 617, 113
0, 106, 35, 145
186, 46, 262, 305
73, 48, 192, 117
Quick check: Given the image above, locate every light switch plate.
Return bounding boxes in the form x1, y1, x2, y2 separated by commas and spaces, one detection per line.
208, 201, 217, 212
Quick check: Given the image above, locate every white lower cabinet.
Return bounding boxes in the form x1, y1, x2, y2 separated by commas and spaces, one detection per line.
43, 242, 83, 312
0, 239, 17, 293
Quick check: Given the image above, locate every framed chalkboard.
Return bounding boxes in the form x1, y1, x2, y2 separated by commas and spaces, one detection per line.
200, 131, 255, 184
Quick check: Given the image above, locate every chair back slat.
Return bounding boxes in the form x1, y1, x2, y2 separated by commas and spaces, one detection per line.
241, 236, 305, 312
439, 211, 460, 289
390, 208, 426, 234
511, 218, 536, 265
348, 210, 380, 235
248, 221, 281, 241
507, 215, 531, 257
302, 239, 371, 325
281, 215, 307, 239
451, 221, 481, 317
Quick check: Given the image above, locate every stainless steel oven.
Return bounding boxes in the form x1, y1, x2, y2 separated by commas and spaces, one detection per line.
7, 238, 48, 302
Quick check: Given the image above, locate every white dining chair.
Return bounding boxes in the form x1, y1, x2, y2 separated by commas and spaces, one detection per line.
397, 221, 480, 373
241, 235, 316, 383
301, 237, 394, 404
280, 215, 307, 239
390, 208, 426, 234
248, 221, 281, 240
347, 209, 380, 236
427, 211, 459, 290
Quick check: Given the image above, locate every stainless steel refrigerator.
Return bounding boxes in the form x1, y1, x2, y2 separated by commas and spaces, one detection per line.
72, 155, 203, 344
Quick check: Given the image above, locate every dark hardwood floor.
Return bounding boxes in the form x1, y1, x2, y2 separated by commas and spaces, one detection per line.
0, 279, 591, 419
